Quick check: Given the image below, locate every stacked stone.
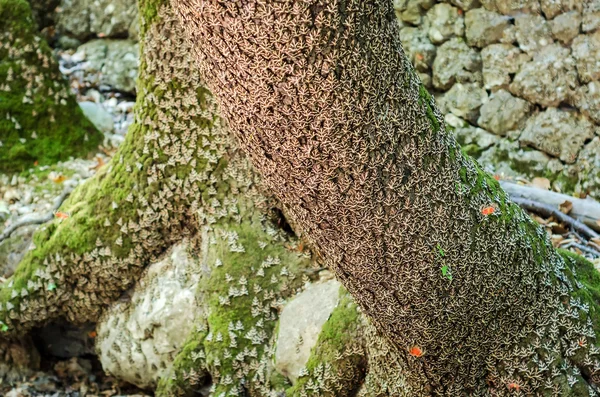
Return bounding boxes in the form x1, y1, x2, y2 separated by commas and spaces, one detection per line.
394, 0, 600, 197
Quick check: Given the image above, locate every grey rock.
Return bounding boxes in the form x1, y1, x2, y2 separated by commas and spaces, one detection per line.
394, 0, 432, 25
541, 0, 583, 19
432, 37, 482, 89
572, 31, 600, 83
442, 0, 480, 11
478, 90, 531, 136
77, 40, 139, 93
514, 13, 553, 54
478, 140, 551, 178
519, 108, 595, 163
439, 83, 488, 123
573, 81, 600, 124
578, 138, 600, 199
56, 0, 138, 41
510, 44, 578, 107
426, 3, 464, 44
550, 11, 582, 43
465, 8, 510, 47
480, 0, 540, 15
78, 101, 114, 134
499, 24, 517, 44
56, 36, 81, 50
449, 117, 500, 150
583, 0, 600, 32
96, 240, 204, 389
0, 225, 37, 279
275, 280, 342, 384
418, 71, 433, 88
481, 44, 530, 90
399, 27, 437, 72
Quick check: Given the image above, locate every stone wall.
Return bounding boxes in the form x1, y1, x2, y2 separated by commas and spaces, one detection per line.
395, 0, 600, 198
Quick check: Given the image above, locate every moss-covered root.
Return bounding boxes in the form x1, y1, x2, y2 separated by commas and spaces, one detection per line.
0, 0, 102, 173
0, 4, 226, 337
285, 288, 367, 397
156, 197, 315, 396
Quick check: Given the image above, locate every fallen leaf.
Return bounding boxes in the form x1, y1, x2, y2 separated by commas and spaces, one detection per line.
559, 200, 573, 215
33, 160, 38, 166
52, 174, 67, 184
592, 237, 600, 246
88, 331, 97, 338
531, 177, 551, 190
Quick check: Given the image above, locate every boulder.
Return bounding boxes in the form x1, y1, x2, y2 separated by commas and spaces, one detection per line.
480, 0, 540, 15
399, 27, 437, 72
478, 140, 552, 178
443, 0, 480, 11
550, 11, 582, 44
481, 44, 530, 90
583, 0, 600, 33
465, 8, 510, 48
514, 13, 553, 54
438, 83, 488, 123
56, 0, 138, 41
426, 3, 464, 44
274, 280, 342, 384
572, 31, 600, 83
75, 40, 139, 94
509, 44, 578, 107
540, 0, 582, 19
578, 138, 600, 199
573, 81, 600, 124
519, 108, 595, 164
432, 37, 482, 89
78, 102, 114, 134
96, 240, 205, 389
450, 121, 501, 152
394, 0, 434, 25
477, 89, 531, 136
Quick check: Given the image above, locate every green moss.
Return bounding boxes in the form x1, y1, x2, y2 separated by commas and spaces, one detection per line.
0, 0, 102, 173
418, 84, 440, 135
558, 249, 600, 340
157, 200, 314, 396
286, 288, 366, 397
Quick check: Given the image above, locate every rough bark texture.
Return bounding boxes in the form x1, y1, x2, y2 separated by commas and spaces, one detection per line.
175, 0, 600, 394
0, 2, 367, 396
0, 0, 102, 172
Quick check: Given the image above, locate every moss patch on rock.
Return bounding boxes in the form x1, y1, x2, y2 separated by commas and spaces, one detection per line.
0, 0, 102, 173
286, 287, 366, 397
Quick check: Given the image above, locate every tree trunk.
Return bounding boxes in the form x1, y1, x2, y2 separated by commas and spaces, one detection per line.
0, 0, 102, 172
0, 1, 367, 395
174, 0, 600, 394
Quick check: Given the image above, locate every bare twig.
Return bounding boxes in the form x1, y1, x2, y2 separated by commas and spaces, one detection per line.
510, 196, 600, 241
561, 242, 600, 258
501, 181, 600, 232
0, 186, 73, 243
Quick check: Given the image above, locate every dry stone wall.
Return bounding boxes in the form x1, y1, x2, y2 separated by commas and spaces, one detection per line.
395, 0, 600, 198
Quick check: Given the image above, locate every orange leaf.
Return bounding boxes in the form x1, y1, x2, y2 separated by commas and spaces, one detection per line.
52, 175, 67, 184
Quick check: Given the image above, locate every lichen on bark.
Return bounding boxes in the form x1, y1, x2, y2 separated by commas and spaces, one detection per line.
0, 0, 102, 173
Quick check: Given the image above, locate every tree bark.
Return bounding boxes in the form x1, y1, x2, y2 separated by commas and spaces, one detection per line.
174, 0, 600, 394
0, 0, 102, 172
